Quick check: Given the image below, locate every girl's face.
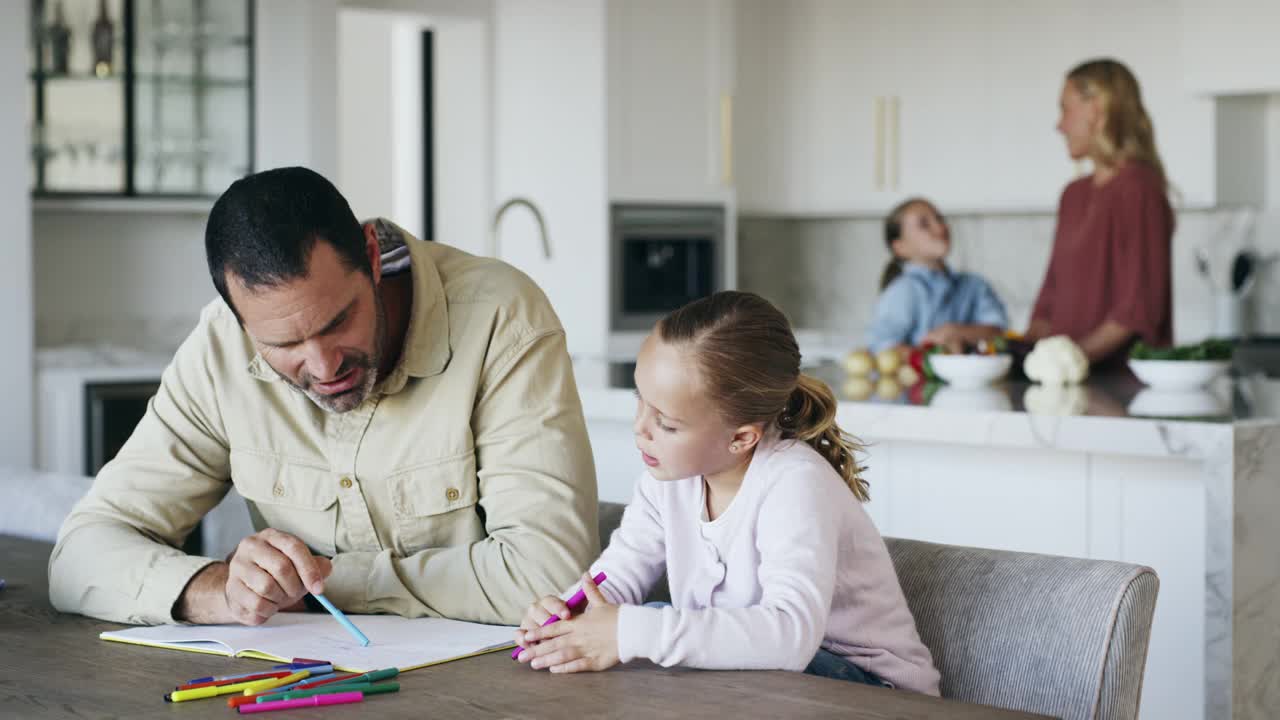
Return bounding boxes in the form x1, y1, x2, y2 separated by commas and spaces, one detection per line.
1057, 80, 1100, 161
891, 202, 950, 265
632, 333, 747, 482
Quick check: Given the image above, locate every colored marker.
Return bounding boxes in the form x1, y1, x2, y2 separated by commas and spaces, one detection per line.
185, 668, 287, 685
290, 657, 331, 665
176, 671, 292, 691
246, 668, 333, 698
293, 672, 361, 690
167, 676, 286, 703
237, 690, 364, 714
267, 681, 400, 703
328, 667, 398, 687
271, 661, 331, 671
512, 572, 608, 659
240, 670, 311, 696
311, 593, 370, 646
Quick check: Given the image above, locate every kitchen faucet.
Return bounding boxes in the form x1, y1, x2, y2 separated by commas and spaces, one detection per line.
490, 197, 552, 259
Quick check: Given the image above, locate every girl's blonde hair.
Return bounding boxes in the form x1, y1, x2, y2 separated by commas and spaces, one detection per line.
1067, 58, 1167, 192
657, 291, 870, 501
880, 196, 943, 292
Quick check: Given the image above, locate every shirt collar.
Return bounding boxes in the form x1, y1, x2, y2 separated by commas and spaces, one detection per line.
245, 223, 452, 389
902, 261, 952, 280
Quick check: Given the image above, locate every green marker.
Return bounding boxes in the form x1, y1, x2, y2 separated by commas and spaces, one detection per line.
329, 667, 399, 686
261, 682, 400, 703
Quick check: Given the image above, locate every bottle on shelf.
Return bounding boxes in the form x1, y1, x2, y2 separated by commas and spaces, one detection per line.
92, 0, 115, 77
47, 0, 71, 76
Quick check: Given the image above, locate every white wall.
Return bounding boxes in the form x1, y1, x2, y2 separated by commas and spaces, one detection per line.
256, 0, 340, 175
1, 1, 34, 467
431, 17, 489, 254
338, 10, 399, 221
33, 211, 213, 350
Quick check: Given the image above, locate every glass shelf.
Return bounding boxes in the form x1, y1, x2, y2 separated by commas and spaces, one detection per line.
29, 0, 254, 198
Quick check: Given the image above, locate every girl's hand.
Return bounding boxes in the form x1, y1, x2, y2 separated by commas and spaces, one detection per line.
516, 573, 620, 674
922, 323, 966, 352
514, 594, 573, 648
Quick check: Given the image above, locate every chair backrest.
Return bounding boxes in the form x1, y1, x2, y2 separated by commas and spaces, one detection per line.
885, 537, 1157, 720
596, 502, 1158, 720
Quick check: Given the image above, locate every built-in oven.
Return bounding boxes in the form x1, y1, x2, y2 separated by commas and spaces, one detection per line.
611, 204, 725, 333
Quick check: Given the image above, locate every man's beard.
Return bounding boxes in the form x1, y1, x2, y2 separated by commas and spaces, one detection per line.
279, 293, 387, 414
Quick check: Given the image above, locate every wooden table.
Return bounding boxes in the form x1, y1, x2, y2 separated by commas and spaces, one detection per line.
1, 535, 1050, 719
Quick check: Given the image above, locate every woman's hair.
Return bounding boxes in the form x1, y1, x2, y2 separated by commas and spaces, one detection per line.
880, 197, 941, 291
657, 291, 870, 501
1067, 58, 1168, 192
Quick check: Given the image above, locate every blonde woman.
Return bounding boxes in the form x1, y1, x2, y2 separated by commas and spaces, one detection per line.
1026, 59, 1174, 370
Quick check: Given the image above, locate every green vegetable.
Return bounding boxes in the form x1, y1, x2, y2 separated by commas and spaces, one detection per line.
922, 346, 945, 381
1130, 338, 1234, 361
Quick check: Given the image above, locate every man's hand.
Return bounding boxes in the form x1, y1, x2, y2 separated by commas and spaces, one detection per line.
174, 529, 332, 625
515, 573, 620, 674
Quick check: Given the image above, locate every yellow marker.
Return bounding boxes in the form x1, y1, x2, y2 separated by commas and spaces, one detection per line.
241, 670, 311, 696
167, 675, 286, 703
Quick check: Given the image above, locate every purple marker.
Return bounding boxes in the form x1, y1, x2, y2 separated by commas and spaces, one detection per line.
512, 572, 607, 660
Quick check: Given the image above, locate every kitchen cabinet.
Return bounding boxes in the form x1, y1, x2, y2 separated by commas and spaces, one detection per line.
735, 0, 1214, 215
29, 0, 254, 199
1181, 0, 1280, 96
606, 0, 735, 204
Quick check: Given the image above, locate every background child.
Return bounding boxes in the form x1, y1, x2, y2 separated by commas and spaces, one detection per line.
866, 197, 1008, 353
514, 291, 940, 695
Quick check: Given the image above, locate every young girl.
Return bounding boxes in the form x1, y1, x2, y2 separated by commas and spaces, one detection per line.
513, 291, 940, 695
866, 197, 1008, 354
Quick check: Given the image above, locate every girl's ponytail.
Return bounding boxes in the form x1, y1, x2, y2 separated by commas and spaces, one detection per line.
779, 373, 869, 501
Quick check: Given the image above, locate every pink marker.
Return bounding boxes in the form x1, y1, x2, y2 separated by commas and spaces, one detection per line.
512, 572, 608, 660
237, 690, 363, 714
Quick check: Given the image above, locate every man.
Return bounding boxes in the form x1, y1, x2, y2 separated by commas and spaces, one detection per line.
49, 167, 599, 626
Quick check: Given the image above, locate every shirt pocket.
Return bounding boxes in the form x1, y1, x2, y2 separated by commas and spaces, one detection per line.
388, 452, 483, 557
231, 451, 339, 557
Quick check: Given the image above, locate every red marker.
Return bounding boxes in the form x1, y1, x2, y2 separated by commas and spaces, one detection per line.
175, 671, 291, 691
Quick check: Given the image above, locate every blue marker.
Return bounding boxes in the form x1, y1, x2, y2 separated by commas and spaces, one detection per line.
311, 593, 370, 647
271, 661, 333, 671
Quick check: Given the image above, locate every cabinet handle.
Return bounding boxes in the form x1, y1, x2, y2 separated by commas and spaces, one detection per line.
888, 96, 900, 191
874, 96, 886, 191
720, 93, 734, 186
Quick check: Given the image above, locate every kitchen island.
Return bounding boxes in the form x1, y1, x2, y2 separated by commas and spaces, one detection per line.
573, 358, 1280, 720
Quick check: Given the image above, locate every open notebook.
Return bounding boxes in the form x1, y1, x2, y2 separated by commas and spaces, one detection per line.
100, 613, 517, 673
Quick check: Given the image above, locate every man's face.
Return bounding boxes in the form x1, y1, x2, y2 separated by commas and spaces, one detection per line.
228, 240, 385, 414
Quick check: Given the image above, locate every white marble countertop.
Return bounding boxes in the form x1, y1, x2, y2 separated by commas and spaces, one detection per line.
572, 357, 1280, 461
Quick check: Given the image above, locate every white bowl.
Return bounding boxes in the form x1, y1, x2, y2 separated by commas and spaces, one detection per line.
1128, 359, 1230, 391
928, 354, 1012, 389
1128, 389, 1228, 418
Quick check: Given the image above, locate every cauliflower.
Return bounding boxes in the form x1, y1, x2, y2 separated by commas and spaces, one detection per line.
1023, 384, 1088, 415
1024, 335, 1089, 385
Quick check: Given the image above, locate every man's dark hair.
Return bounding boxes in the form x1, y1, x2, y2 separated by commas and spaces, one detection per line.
206, 166, 371, 318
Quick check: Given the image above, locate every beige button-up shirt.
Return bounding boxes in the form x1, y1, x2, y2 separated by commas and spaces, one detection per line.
49, 232, 599, 626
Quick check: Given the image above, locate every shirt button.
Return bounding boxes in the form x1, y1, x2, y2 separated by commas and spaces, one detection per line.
445, 487, 460, 502
272, 486, 284, 498
339, 477, 354, 489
